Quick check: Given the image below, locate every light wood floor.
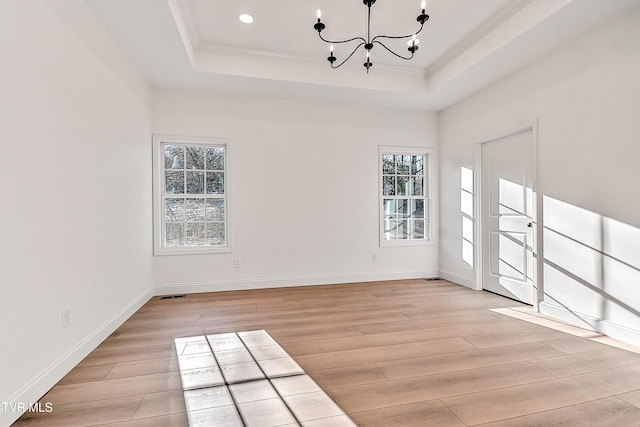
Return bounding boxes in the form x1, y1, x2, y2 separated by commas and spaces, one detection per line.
14, 279, 640, 426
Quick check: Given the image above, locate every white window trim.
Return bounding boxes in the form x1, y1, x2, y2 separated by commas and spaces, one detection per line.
379, 145, 434, 248
152, 134, 232, 256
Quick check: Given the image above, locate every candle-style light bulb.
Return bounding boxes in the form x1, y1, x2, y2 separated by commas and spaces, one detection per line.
330, 44, 334, 54
421, 0, 426, 11
317, 9, 322, 20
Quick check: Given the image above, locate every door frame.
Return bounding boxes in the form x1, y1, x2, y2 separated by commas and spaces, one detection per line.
474, 120, 541, 309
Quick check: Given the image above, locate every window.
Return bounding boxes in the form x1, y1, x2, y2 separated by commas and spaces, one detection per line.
461, 166, 475, 267
153, 135, 230, 255
380, 147, 430, 246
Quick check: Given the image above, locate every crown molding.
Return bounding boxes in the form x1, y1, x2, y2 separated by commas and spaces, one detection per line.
424, 0, 533, 78
195, 41, 426, 78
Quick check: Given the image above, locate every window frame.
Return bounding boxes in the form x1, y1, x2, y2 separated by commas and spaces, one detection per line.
379, 146, 433, 247
152, 134, 231, 256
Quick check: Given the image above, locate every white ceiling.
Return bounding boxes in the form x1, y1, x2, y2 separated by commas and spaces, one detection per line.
87, 0, 640, 111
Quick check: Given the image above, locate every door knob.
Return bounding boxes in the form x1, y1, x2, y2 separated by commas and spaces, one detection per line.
527, 222, 533, 228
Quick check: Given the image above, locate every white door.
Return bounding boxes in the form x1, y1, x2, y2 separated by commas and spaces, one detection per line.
481, 129, 535, 304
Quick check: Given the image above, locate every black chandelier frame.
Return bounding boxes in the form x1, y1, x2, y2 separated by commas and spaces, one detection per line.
314, 0, 430, 72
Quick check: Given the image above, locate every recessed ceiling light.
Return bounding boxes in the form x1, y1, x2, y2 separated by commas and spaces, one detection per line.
239, 13, 254, 24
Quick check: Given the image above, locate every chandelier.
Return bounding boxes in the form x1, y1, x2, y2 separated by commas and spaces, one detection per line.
314, 1, 430, 72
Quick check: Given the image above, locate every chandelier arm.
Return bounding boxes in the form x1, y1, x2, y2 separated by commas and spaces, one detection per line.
371, 23, 424, 43
318, 33, 367, 45
373, 40, 415, 61
331, 42, 366, 69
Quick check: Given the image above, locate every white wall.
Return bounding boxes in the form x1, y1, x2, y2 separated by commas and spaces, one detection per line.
0, 1, 153, 424
439, 8, 640, 343
152, 89, 439, 294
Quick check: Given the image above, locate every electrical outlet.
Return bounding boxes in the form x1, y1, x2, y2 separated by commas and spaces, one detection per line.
372, 252, 379, 261
234, 258, 242, 268
62, 308, 71, 329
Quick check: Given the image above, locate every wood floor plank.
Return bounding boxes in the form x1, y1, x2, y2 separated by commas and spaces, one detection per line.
529, 347, 640, 377
57, 363, 116, 385
376, 342, 564, 380
618, 389, 640, 408
542, 336, 613, 354
295, 337, 476, 371
77, 344, 175, 367
461, 328, 571, 349
279, 340, 322, 356
308, 364, 388, 389
104, 357, 179, 380
265, 312, 412, 334
476, 397, 640, 427
441, 364, 640, 425
132, 390, 186, 419
467, 318, 548, 334
350, 400, 465, 427
270, 326, 362, 343
101, 412, 189, 426
356, 313, 506, 335
42, 372, 182, 406
330, 362, 554, 413
316, 325, 479, 353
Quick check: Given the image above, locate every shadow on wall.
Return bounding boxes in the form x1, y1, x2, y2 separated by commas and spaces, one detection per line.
542, 195, 640, 339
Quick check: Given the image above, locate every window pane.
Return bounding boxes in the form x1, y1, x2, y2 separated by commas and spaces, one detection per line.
207, 147, 225, 170
382, 154, 395, 174
461, 190, 474, 217
205, 199, 225, 221
463, 239, 474, 267
397, 155, 411, 175
165, 171, 184, 194
411, 156, 424, 175
411, 176, 424, 196
185, 222, 205, 246
461, 166, 474, 193
186, 171, 204, 194
206, 172, 224, 194
205, 222, 225, 245
396, 220, 408, 239
186, 146, 205, 170
165, 198, 184, 221
383, 219, 396, 240
383, 199, 396, 219
164, 145, 184, 169
410, 199, 424, 218
165, 223, 184, 246
411, 220, 425, 239
185, 198, 205, 221
397, 176, 410, 196
397, 199, 410, 218
463, 215, 474, 243
383, 176, 395, 196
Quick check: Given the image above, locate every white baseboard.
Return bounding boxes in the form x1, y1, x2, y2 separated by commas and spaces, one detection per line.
155, 270, 439, 295
439, 269, 475, 289
539, 301, 640, 347
1, 287, 154, 427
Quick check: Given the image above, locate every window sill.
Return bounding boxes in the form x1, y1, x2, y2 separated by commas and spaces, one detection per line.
154, 246, 232, 256
380, 239, 435, 248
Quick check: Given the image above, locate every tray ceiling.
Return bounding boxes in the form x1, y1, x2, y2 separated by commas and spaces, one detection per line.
87, 0, 640, 111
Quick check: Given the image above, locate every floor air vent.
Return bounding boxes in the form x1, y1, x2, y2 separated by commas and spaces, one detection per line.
424, 277, 442, 281
160, 294, 186, 300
